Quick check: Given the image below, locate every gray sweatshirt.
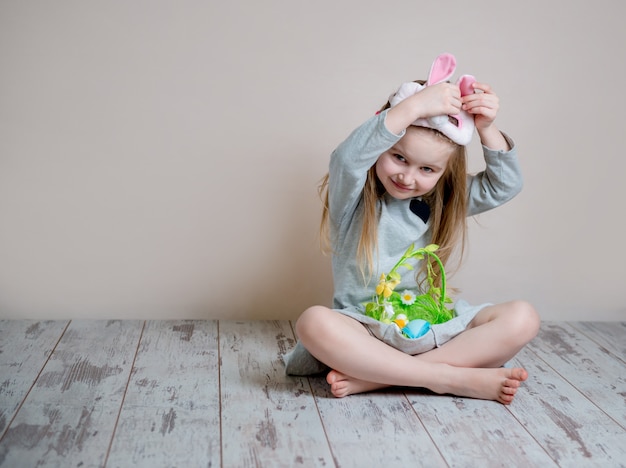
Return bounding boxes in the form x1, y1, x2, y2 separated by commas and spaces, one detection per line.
329, 109, 523, 313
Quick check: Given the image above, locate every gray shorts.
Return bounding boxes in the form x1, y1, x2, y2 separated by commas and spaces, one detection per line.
284, 300, 489, 376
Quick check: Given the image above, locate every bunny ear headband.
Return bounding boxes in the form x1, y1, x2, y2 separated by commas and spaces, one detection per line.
388, 53, 476, 146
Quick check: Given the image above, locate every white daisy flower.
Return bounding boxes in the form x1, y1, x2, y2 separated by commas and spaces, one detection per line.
400, 290, 416, 305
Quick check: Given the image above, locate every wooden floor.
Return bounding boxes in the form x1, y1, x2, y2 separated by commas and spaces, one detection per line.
0, 320, 624, 467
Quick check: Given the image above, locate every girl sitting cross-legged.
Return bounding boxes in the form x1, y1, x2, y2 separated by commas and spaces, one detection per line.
285, 54, 540, 404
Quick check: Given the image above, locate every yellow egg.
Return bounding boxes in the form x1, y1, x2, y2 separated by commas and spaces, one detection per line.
393, 317, 408, 328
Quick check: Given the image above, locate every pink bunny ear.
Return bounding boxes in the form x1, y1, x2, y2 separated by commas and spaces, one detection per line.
457, 74, 476, 96
426, 53, 456, 85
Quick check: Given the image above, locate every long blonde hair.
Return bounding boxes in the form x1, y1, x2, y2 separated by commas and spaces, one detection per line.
319, 106, 468, 291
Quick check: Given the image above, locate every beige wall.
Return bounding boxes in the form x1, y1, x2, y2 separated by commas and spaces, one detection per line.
1, 1, 625, 321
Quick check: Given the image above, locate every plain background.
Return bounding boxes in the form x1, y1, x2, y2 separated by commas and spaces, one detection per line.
1, 1, 624, 321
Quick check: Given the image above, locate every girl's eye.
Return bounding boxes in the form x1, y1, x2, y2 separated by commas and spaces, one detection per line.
421, 167, 433, 173
394, 154, 406, 163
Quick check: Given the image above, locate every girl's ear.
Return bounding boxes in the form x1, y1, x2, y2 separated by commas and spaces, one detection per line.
426, 53, 456, 85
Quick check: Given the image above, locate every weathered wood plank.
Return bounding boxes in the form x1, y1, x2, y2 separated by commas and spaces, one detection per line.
407, 390, 557, 467
0, 319, 623, 467
1, 404, 120, 467
509, 346, 626, 466
0, 320, 143, 467
527, 321, 626, 427
569, 321, 626, 360
220, 320, 333, 467
106, 320, 220, 467
310, 379, 448, 467
0, 320, 69, 435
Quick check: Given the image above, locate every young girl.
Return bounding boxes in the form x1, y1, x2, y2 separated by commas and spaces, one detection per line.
285, 57, 540, 405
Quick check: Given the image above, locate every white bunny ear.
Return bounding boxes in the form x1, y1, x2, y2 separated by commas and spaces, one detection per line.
426, 53, 456, 85
389, 81, 425, 107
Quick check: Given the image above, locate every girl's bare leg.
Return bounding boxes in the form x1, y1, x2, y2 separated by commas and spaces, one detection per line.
295, 301, 540, 404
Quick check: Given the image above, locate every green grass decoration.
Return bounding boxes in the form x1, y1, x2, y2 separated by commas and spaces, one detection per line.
364, 243, 455, 332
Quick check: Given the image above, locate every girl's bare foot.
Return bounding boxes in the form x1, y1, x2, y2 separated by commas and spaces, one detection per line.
326, 370, 389, 398
428, 366, 528, 405
326, 366, 528, 405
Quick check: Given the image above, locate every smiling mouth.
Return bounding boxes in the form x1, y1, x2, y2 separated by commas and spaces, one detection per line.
391, 179, 413, 191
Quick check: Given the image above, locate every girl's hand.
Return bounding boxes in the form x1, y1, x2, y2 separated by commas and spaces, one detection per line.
386, 82, 462, 135
462, 82, 509, 151
414, 81, 463, 119
462, 81, 499, 131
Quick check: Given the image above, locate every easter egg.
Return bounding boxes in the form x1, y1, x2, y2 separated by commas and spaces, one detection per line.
393, 317, 408, 328
402, 319, 431, 339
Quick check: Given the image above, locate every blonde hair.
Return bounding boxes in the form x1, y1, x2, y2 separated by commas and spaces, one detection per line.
319, 98, 468, 291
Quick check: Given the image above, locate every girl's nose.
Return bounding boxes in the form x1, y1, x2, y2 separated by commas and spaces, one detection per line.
399, 169, 416, 185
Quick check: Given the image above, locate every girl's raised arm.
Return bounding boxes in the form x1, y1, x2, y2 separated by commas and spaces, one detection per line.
462, 82, 510, 151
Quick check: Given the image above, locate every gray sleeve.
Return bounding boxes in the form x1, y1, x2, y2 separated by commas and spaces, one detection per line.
467, 133, 523, 216
328, 110, 404, 228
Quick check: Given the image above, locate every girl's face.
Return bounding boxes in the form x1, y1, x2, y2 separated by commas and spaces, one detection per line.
375, 127, 455, 200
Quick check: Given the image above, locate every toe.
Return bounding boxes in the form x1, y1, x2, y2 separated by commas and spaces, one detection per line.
511, 368, 528, 381
502, 385, 518, 396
